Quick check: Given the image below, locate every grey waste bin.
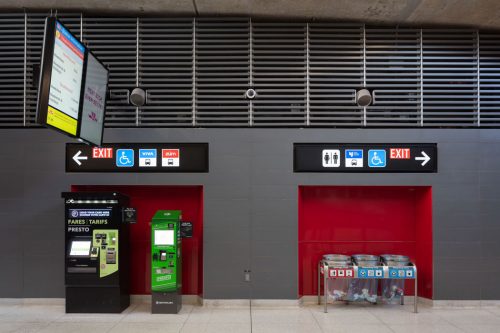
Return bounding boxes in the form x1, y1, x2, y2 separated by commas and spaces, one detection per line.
323, 254, 352, 301
381, 254, 410, 304
347, 254, 380, 303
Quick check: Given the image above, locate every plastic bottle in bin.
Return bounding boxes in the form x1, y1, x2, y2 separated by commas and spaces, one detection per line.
348, 254, 380, 303
381, 254, 410, 303
322, 254, 352, 302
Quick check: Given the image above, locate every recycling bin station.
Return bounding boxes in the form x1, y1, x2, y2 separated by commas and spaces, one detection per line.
318, 254, 417, 313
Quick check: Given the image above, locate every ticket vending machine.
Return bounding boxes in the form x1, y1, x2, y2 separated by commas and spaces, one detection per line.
151, 210, 182, 314
62, 192, 131, 313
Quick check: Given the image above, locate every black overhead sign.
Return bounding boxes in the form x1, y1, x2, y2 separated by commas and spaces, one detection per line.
66, 143, 209, 173
294, 143, 437, 173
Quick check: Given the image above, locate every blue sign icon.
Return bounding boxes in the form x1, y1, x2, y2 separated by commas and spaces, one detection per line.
388, 267, 415, 279
358, 267, 384, 279
345, 149, 363, 159
368, 149, 386, 167
345, 149, 364, 167
116, 149, 134, 167
139, 149, 157, 167
139, 149, 156, 158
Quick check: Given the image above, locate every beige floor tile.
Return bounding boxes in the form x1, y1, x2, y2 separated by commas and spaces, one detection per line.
251, 321, 322, 333
55, 312, 126, 323
318, 323, 394, 333
459, 324, 500, 333
484, 307, 500, 317
311, 308, 383, 325
0, 302, 498, 333
0, 322, 48, 333
0, 309, 63, 323
437, 309, 500, 326
182, 322, 251, 333
109, 321, 185, 333
251, 308, 317, 324
204, 323, 251, 333
186, 308, 251, 324
36, 322, 115, 333
388, 322, 466, 333
368, 309, 448, 325
0, 305, 21, 316
179, 322, 207, 333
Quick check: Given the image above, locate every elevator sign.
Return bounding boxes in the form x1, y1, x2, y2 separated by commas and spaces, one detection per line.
294, 143, 437, 173
66, 143, 208, 173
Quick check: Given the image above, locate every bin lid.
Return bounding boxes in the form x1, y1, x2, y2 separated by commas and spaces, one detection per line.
352, 254, 380, 261
323, 254, 351, 261
381, 254, 410, 263
352, 254, 380, 266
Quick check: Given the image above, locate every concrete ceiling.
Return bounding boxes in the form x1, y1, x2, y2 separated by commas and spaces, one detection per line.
5, 0, 500, 30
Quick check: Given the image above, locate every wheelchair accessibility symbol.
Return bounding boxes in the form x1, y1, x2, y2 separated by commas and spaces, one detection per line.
368, 149, 386, 168
116, 149, 134, 167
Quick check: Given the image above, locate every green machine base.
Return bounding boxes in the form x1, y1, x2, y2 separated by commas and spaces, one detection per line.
152, 291, 182, 314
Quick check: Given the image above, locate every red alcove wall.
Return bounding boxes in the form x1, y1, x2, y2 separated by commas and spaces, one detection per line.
298, 186, 432, 299
72, 185, 203, 296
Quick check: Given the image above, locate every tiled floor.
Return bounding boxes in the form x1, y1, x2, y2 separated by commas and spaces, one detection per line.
1, 301, 500, 333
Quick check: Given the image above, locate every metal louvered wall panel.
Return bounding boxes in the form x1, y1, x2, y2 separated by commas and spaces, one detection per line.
422, 29, 478, 126
3, 13, 500, 128
83, 17, 137, 127
366, 27, 421, 126
25, 13, 47, 126
0, 13, 25, 126
139, 18, 193, 127
196, 18, 250, 127
252, 22, 307, 126
479, 31, 500, 126
309, 23, 363, 126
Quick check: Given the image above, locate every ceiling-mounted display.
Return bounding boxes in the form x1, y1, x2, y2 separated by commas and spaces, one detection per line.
79, 52, 108, 146
36, 17, 109, 146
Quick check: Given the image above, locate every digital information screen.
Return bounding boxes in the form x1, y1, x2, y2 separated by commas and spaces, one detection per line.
46, 21, 85, 135
79, 52, 108, 146
154, 230, 174, 246
69, 240, 92, 256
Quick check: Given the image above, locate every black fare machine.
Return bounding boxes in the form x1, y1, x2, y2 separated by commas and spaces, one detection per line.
62, 192, 133, 313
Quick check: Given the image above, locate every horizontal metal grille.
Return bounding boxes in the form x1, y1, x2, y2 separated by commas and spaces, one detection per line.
422, 29, 478, 126
308, 23, 363, 126
196, 18, 249, 127
252, 22, 306, 126
479, 31, 500, 126
140, 18, 193, 127
366, 27, 421, 126
2, 13, 500, 128
84, 16, 137, 126
0, 13, 25, 127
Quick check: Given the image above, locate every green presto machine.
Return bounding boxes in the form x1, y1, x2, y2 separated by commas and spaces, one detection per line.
151, 210, 182, 314
62, 192, 131, 313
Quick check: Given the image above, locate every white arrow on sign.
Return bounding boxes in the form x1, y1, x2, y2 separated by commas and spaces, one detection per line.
415, 151, 431, 166
73, 150, 88, 166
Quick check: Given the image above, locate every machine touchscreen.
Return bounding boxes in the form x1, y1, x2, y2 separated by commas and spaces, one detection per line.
154, 230, 174, 246
69, 240, 92, 256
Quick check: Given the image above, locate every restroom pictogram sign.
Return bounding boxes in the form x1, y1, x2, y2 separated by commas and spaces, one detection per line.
293, 143, 437, 173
